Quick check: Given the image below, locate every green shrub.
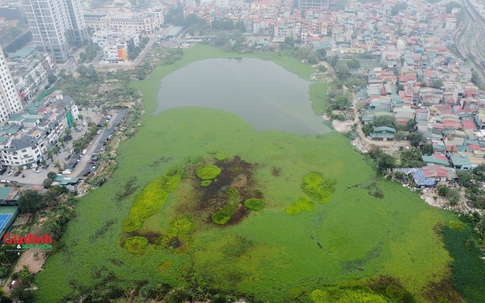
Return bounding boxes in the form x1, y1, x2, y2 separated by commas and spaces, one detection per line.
448, 220, 465, 231
244, 198, 265, 211
124, 236, 149, 255
301, 172, 337, 203
169, 215, 196, 237
442, 225, 485, 302
122, 215, 143, 233
217, 188, 241, 217
286, 196, 315, 215
201, 180, 212, 187
385, 285, 404, 300
122, 168, 182, 233
212, 212, 231, 225
196, 165, 221, 180
214, 152, 229, 161
303, 172, 324, 185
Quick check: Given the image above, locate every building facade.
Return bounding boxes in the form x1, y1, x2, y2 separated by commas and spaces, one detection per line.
0, 49, 23, 124
21, 0, 88, 62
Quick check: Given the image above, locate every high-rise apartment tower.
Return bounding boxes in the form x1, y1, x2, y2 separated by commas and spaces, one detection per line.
21, 0, 88, 62
0, 49, 23, 123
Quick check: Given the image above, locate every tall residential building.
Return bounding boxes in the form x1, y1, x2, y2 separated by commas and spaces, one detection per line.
21, 0, 88, 62
0, 49, 23, 123
298, 0, 328, 11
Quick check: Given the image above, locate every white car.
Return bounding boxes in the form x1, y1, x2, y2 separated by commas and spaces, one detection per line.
6, 170, 14, 176
33, 167, 42, 174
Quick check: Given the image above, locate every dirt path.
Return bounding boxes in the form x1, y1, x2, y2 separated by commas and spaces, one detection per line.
2, 249, 46, 295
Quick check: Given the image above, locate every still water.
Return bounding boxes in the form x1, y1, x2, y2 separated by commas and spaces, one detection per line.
154, 58, 331, 134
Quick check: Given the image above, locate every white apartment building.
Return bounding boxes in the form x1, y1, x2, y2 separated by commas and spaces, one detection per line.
0, 93, 79, 167
103, 41, 129, 63
84, 12, 160, 34
21, 0, 88, 62
0, 49, 23, 124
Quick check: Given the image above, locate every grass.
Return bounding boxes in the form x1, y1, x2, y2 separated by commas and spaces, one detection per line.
35, 47, 461, 302
442, 224, 485, 303
309, 83, 329, 116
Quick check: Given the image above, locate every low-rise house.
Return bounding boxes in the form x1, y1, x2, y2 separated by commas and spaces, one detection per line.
370, 126, 396, 141
422, 154, 449, 166
449, 154, 472, 170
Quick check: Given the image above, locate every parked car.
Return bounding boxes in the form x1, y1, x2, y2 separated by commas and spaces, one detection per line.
13, 171, 21, 177
33, 167, 42, 174
7, 170, 14, 176
89, 160, 96, 164
0, 167, 6, 175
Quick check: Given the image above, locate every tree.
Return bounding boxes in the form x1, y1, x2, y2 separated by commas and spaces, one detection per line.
327, 55, 339, 68
404, 119, 416, 131
362, 123, 374, 136
283, 36, 295, 49
437, 184, 449, 196
346, 58, 360, 69
400, 147, 424, 168
431, 79, 443, 89
394, 131, 406, 141
446, 1, 461, 13
135, 67, 147, 80
408, 131, 424, 147
18, 190, 44, 213
421, 143, 433, 156
373, 116, 396, 128
43, 178, 53, 188
318, 65, 328, 72
332, 95, 349, 110
316, 48, 326, 60
457, 170, 473, 188
47, 171, 57, 179
392, 3, 408, 15
48, 74, 57, 85
42, 186, 63, 206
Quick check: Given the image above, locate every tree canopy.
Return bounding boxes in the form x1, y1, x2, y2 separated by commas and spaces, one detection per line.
18, 190, 44, 213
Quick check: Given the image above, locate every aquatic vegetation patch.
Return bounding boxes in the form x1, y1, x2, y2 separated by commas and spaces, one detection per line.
201, 180, 212, 187
286, 196, 316, 215
244, 198, 265, 211
212, 212, 231, 225
448, 220, 465, 231
310, 286, 389, 303
155, 215, 195, 253
442, 224, 485, 302
124, 236, 149, 255
196, 165, 221, 180
214, 152, 229, 161
158, 260, 172, 271
301, 172, 337, 203
193, 156, 261, 226
122, 168, 183, 233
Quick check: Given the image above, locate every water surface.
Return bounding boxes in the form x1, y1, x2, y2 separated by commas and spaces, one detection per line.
155, 58, 330, 134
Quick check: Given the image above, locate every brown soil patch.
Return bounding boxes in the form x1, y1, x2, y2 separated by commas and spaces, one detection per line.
192, 156, 262, 226
129, 231, 161, 244
422, 274, 462, 303
231, 174, 247, 188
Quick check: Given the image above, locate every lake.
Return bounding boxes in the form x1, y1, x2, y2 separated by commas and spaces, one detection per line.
154, 58, 331, 134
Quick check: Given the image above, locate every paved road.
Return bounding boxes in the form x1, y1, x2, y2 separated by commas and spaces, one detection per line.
0, 110, 111, 187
